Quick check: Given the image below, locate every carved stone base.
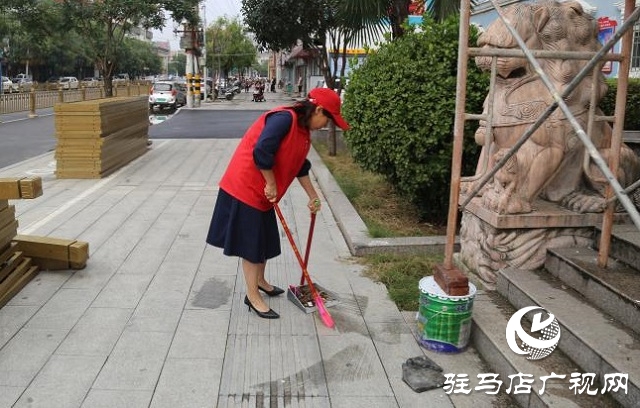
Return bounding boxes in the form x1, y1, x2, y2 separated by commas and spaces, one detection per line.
456, 197, 615, 286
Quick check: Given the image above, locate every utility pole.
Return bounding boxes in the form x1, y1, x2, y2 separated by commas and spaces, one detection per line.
202, 3, 208, 102
179, 20, 196, 108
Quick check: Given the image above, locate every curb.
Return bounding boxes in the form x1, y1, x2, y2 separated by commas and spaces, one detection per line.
308, 147, 459, 257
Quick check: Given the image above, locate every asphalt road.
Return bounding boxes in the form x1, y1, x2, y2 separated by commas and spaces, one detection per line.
0, 108, 259, 169
0, 110, 56, 169
148, 109, 264, 139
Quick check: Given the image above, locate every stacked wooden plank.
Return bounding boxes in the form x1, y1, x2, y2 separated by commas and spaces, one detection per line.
0, 177, 90, 308
0, 177, 43, 307
13, 235, 89, 271
54, 96, 150, 178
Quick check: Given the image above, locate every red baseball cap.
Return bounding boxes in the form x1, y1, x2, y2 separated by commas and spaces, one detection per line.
308, 88, 350, 130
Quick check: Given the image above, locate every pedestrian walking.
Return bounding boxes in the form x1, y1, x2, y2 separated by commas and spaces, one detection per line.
206, 88, 350, 319
297, 76, 303, 96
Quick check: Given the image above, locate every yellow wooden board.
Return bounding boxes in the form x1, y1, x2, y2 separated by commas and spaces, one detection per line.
0, 205, 16, 230
69, 241, 89, 268
0, 177, 43, 200
53, 96, 147, 113
29, 257, 70, 271
12, 235, 89, 268
12, 235, 75, 262
0, 251, 23, 283
0, 220, 18, 251
0, 257, 33, 300
0, 264, 38, 309
0, 179, 20, 199
0, 242, 17, 266
19, 177, 43, 199
55, 111, 148, 134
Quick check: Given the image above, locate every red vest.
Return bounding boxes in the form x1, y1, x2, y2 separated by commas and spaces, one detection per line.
219, 108, 311, 211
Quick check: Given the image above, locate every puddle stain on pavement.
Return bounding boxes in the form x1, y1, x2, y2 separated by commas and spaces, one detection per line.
192, 277, 231, 309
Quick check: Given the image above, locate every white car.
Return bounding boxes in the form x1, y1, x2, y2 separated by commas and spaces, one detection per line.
81, 77, 99, 88
149, 81, 186, 110
1, 76, 14, 93
12, 78, 33, 92
59, 76, 79, 90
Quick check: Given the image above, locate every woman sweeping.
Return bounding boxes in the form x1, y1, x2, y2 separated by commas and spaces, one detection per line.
206, 88, 350, 319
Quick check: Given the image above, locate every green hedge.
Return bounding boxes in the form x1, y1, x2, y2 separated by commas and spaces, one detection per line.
342, 15, 488, 223
599, 78, 640, 130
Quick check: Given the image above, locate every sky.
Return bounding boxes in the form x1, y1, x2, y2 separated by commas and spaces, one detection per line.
152, 0, 243, 50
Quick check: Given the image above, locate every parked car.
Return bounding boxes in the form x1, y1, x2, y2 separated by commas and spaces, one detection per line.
148, 81, 186, 110
13, 73, 31, 82
12, 78, 33, 92
113, 73, 130, 85
59, 76, 79, 90
1, 76, 14, 93
81, 77, 99, 87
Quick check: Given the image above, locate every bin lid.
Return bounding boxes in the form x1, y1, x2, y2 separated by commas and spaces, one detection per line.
419, 276, 476, 301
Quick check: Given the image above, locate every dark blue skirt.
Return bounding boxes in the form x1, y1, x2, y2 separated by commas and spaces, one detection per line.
206, 189, 281, 263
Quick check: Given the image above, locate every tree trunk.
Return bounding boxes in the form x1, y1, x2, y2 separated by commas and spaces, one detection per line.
328, 121, 337, 156
389, 0, 411, 39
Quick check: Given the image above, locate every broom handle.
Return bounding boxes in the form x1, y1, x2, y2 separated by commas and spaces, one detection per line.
274, 204, 323, 302
301, 211, 316, 285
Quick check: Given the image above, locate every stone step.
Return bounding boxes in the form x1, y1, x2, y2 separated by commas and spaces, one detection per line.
472, 291, 621, 408
545, 247, 640, 335
594, 224, 640, 270
498, 268, 639, 407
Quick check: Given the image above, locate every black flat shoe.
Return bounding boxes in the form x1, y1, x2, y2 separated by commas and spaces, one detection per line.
258, 285, 285, 297
244, 295, 280, 319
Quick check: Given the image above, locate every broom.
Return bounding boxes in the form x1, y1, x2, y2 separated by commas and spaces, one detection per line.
274, 204, 335, 328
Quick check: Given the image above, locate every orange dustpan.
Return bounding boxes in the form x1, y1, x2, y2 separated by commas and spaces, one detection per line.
274, 204, 334, 328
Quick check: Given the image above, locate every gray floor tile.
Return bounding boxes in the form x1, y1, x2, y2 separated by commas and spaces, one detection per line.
13, 355, 105, 408
149, 358, 222, 408
91, 330, 173, 390
319, 332, 394, 397
80, 389, 153, 408
167, 309, 230, 359
0, 329, 68, 387
55, 307, 133, 357
91, 274, 154, 308
125, 305, 182, 333
6, 271, 72, 307
0, 386, 24, 408
24, 288, 97, 331
0, 305, 39, 347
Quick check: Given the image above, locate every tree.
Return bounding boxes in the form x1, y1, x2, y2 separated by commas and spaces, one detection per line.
341, 15, 488, 222
0, 0, 195, 82
118, 38, 163, 78
168, 53, 187, 77
205, 17, 257, 80
336, 0, 478, 41
58, 0, 200, 96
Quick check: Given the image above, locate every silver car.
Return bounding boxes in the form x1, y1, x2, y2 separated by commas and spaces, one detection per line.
149, 81, 186, 110
59, 76, 79, 90
12, 78, 33, 92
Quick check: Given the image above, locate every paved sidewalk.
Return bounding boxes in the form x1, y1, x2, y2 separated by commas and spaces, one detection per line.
0, 90, 506, 407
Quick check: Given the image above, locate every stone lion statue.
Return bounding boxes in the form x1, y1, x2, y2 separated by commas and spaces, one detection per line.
472, 0, 640, 214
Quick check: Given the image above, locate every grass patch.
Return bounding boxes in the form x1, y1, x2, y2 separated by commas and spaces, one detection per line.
362, 253, 443, 311
314, 141, 446, 310
314, 142, 446, 238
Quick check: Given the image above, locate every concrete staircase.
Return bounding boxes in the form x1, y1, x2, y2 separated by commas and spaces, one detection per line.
471, 224, 639, 408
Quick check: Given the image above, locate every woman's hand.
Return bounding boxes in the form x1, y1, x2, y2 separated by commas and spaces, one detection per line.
264, 183, 278, 202
307, 197, 321, 213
